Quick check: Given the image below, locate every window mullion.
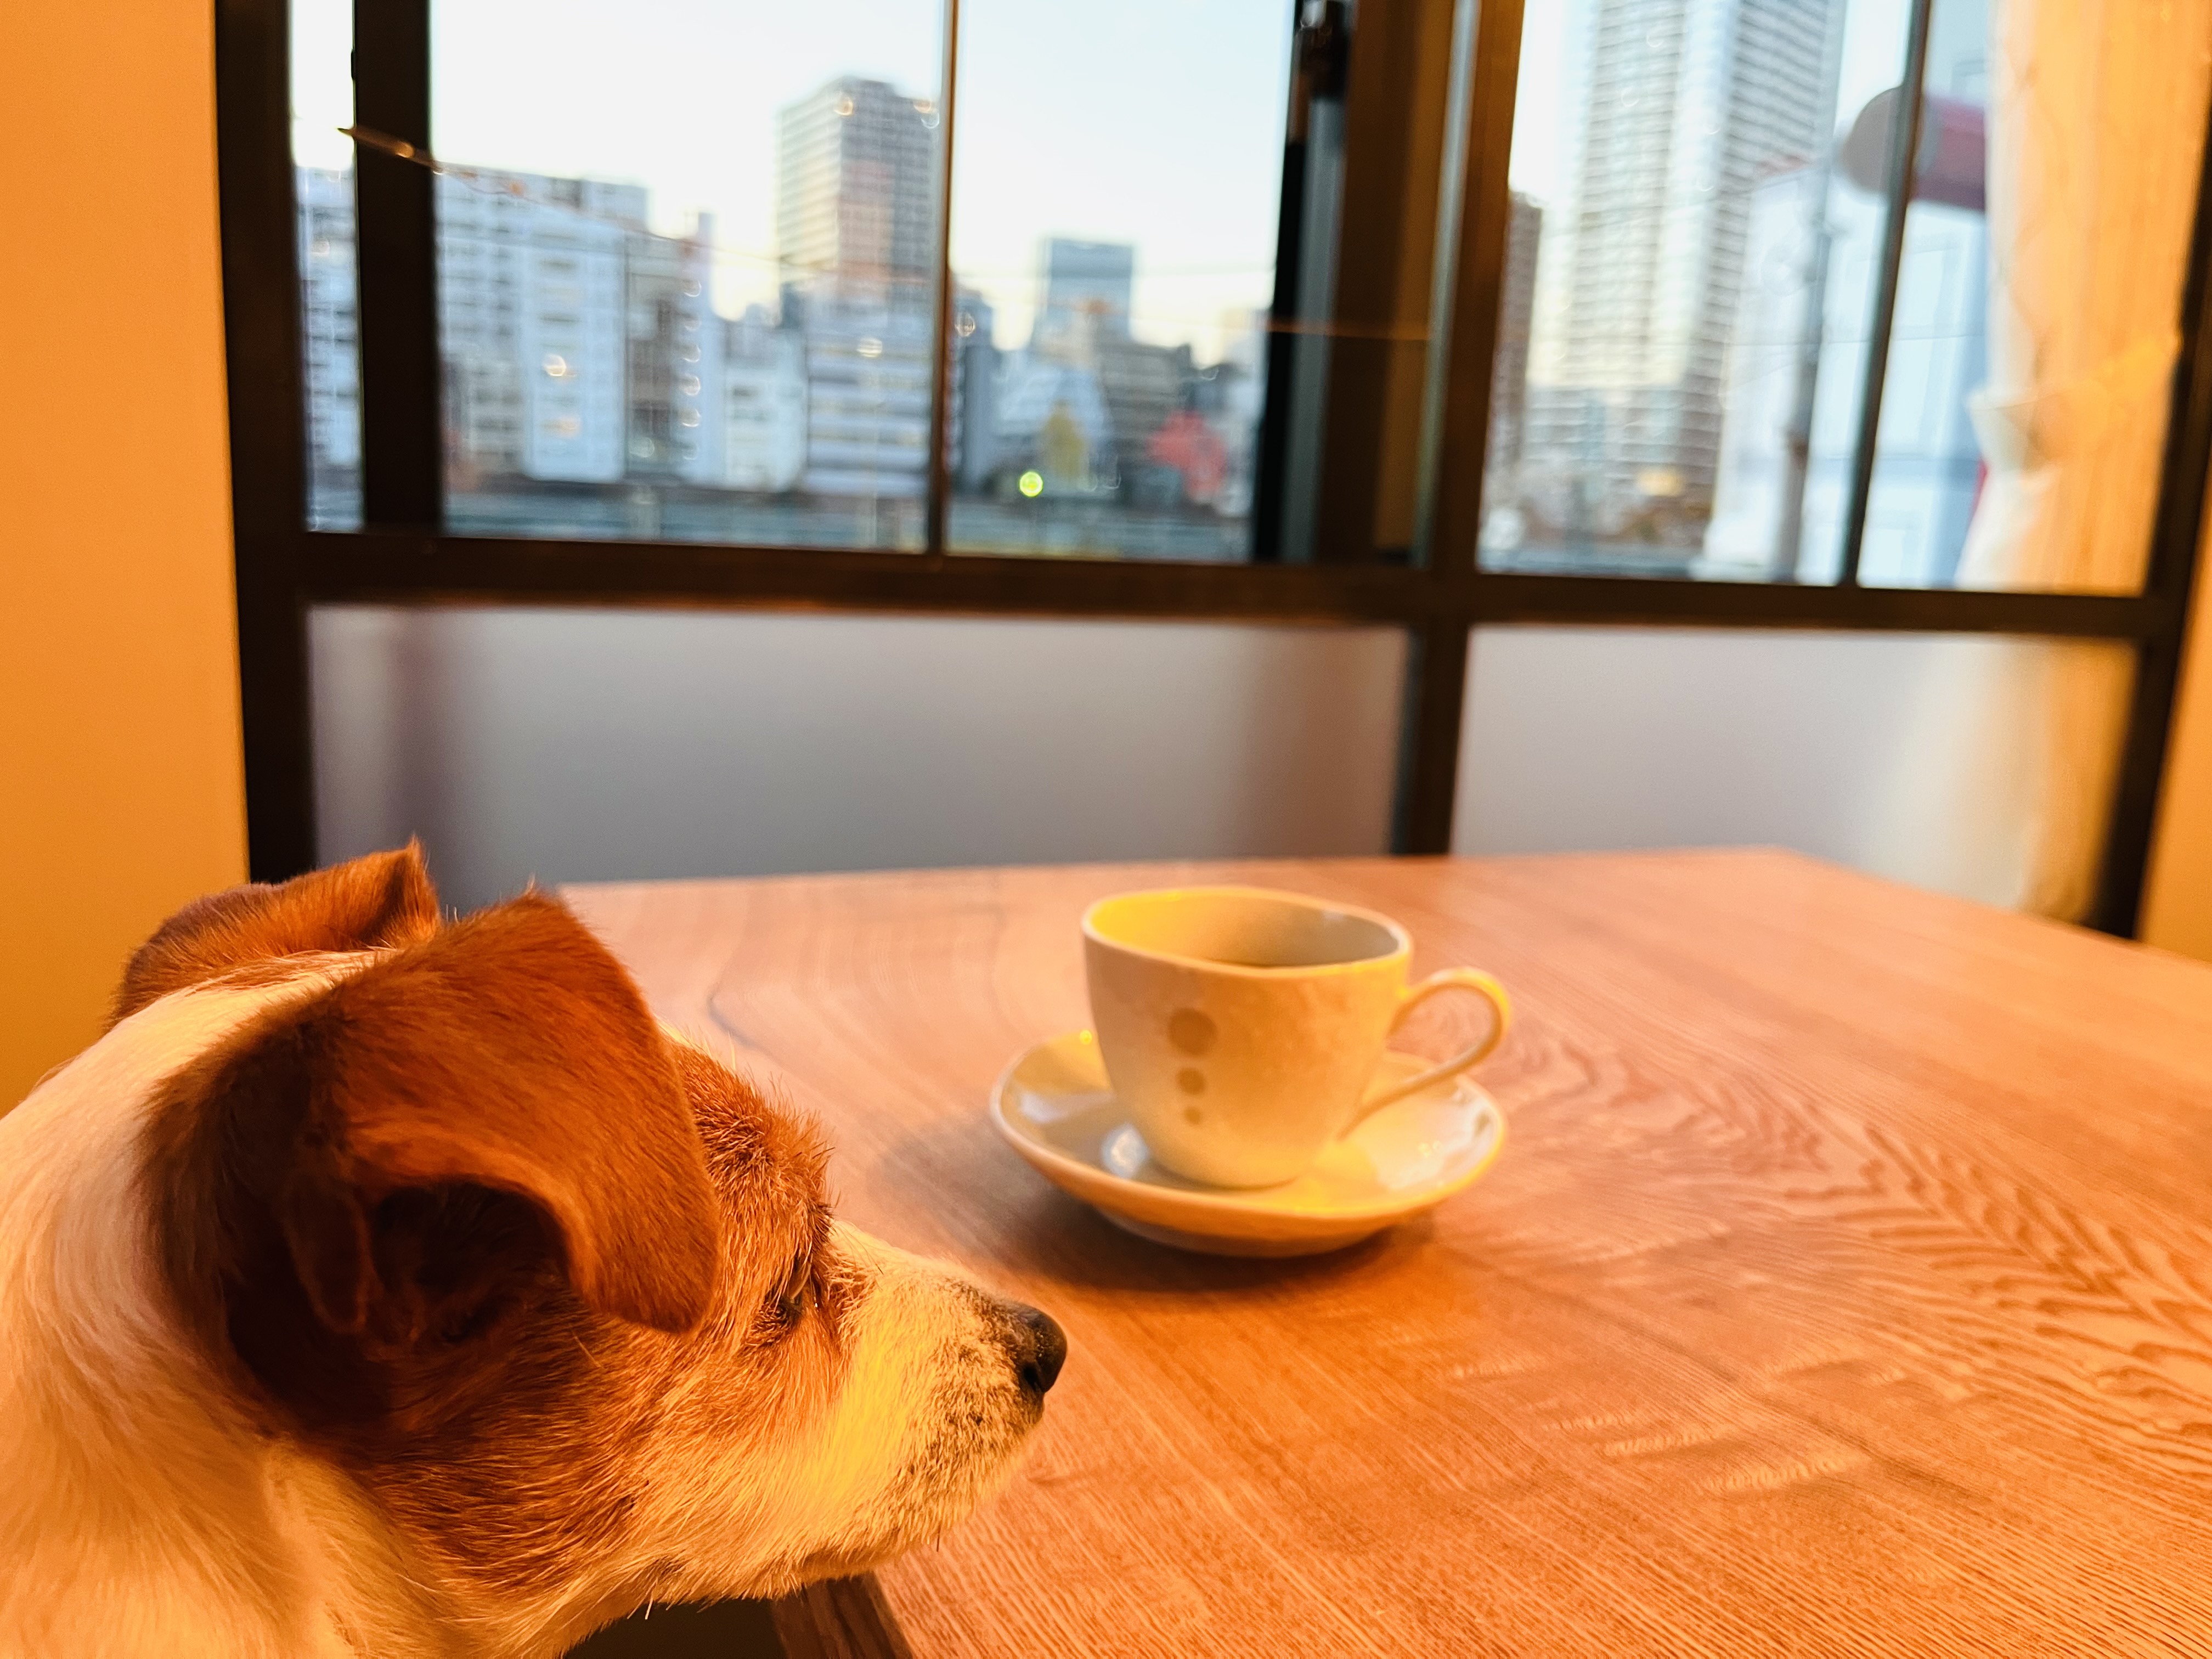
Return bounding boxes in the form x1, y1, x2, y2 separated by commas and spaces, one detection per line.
353, 0, 442, 530
1395, 0, 1523, 855
924, 0, 963, 559
1835, 0, 1937, 589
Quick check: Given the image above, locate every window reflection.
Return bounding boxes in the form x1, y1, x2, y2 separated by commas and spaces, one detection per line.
290, 0, 1501, 565
1480, 0, 1996, 586
1484, 0, 1864, 578
945, 0, 1293, 560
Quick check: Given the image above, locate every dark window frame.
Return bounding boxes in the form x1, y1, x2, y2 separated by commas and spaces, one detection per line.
217, 0, 2212, 934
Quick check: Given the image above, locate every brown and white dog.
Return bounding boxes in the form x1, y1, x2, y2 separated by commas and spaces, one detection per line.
0, 847, 1064, 1658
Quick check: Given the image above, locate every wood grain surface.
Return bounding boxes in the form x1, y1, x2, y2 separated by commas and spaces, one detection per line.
567, 851, 2212, 1658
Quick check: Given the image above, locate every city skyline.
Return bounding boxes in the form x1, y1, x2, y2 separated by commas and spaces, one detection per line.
1521, 0, 1847, 540
298, 97, 1264, 533
289, 0, 1289, 364
294, 0, 1996, 577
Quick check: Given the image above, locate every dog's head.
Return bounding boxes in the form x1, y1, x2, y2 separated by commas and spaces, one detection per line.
122, 847, 1062, 1651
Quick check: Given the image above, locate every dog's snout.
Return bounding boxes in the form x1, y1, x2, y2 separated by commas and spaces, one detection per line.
1003, 1303, 1067, 1398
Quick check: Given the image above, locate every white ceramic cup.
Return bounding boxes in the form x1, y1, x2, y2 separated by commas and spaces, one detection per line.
1081, 885, 1511, 1188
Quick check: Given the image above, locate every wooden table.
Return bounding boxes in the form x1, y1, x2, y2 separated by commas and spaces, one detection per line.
569, 851, 2212, 1657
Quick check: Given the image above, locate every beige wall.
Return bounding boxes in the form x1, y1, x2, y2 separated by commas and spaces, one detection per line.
0, 1, 248, 1108
2143, 497, 2212, 960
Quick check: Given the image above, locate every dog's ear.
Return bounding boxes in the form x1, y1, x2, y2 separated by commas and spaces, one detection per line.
159, 891, 719, 1340
115, 843, 441, 1024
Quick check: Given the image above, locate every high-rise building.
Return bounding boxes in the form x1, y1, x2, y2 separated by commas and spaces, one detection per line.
437, 171, 638, 487
776, 77, 941, 498
302, 163, 787, 496
786, 286, 933, 499
1091, 328, 1190, 498
435, 169, 726, 489
776, 77, 938, 306
1033, 238, 1136, 351
724, 306, 808, 493
298, 168, 362, 524
1522, 0, 1844, 538
622, 210, 725, 486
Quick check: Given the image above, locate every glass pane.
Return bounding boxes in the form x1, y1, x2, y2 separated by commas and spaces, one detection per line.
1857, 0, 2202, 593
1455, 625, 2134, 919
1842, 0, 1988, 588
944, 0, 1287, 561
293, 0, 360, 530
312, 607, 1407, 909
946, 0, 1459, 562
1482, 0, 1914, 580
430, 0, 944, 546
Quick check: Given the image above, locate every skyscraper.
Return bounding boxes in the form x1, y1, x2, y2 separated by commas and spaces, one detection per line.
1522, 0, 1843, 539
775, 77, 938, 306
775, 77, 941, 500
1032, 238, 1136, 352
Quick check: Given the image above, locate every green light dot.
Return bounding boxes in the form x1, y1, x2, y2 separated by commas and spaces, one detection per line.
1018, 470, 1044, 498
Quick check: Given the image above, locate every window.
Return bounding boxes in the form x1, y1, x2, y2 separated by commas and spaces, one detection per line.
222, 0, 2212, 938
292, 0, 360, 529
943, 0, 1294, 559
1482, 0, 1974, 584
290, 0, 1460, 560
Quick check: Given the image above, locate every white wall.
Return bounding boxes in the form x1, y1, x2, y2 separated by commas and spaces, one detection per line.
313, 607, 1407, 909
1454, 625, 2132, 911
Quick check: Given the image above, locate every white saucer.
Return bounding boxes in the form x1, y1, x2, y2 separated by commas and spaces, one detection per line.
989, 1030, 1505, 1256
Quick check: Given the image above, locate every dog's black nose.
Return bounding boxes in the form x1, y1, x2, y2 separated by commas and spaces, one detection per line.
1005, 1304, 1067, 1398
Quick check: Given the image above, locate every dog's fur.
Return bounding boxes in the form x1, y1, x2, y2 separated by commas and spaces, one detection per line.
0, 848, 1059, 1658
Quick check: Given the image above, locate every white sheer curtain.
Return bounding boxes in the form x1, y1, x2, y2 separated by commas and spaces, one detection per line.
1874, 0, 2212, 919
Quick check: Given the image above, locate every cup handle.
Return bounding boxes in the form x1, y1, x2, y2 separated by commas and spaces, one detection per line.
1342, 969, 1512, 1134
